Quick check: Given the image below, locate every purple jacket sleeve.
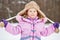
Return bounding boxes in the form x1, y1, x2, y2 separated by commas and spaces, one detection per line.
1, 15, 22, 35
40, 18, 59, 36
5, 23, 22, 35
40, 24, 55, 36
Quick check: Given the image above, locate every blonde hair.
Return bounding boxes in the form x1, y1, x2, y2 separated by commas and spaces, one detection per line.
19, 10, 44, 19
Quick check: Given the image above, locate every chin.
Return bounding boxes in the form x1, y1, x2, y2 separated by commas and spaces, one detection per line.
31, 16, 36, 18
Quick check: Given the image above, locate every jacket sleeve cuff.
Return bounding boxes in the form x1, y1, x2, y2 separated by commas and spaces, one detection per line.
1, 19, 8, 27
53, 22, 59, 28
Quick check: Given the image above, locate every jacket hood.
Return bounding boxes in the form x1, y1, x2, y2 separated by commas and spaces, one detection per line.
17, 1, 46, 17
16, 1, 47, 23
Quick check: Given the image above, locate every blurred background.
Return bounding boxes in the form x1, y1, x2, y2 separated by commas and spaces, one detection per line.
0, 0, 60, 23
0, 0, 60, 40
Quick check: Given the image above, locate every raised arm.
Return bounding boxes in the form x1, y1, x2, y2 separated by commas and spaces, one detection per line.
39, 18, 59, 36
0, 19, 22, 35
40, 22, 59, 36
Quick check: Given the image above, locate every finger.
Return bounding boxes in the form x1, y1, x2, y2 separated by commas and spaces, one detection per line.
55, 28, 59, 33
0, 22, 4, 28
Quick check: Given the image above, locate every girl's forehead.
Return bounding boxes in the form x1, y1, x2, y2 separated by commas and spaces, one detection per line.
28, 8, 37, 11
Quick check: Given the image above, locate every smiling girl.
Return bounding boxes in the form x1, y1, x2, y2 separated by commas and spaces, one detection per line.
0, 1, 59, 40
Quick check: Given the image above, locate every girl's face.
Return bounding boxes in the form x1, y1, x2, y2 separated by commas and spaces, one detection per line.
27, 8, 38, 19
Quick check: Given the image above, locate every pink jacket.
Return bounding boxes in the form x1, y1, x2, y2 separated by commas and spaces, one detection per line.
5, 14, 55, 40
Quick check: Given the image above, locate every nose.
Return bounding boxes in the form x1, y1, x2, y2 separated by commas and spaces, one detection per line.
31, 12, 35, 14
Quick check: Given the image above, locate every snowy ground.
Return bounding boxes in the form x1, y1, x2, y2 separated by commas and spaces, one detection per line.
0, 23, 60, 40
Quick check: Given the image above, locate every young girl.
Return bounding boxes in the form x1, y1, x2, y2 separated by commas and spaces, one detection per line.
0, 1, 59, 40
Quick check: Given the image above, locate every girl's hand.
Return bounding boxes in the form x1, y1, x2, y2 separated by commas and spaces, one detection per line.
53, 22, 60, 33
54, 28, 59, 33
0, 19, 8, 28
0, 22, 4, 28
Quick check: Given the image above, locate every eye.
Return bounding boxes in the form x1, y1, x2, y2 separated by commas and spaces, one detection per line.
30, 11, 32, 12
34, 11, 35, 12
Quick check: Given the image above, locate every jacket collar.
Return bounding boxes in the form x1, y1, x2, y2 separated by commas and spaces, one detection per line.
16, 15, 44, 24
27, 16, 39, 21
22, 17, 43, 24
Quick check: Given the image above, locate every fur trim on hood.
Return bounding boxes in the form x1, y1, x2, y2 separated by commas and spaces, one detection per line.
17, 1, 46, 18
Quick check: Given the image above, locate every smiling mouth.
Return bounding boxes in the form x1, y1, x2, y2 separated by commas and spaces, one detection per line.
31, 15, 35, 16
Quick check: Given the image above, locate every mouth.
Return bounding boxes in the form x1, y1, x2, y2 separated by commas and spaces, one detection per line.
31, 15, 35, 16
